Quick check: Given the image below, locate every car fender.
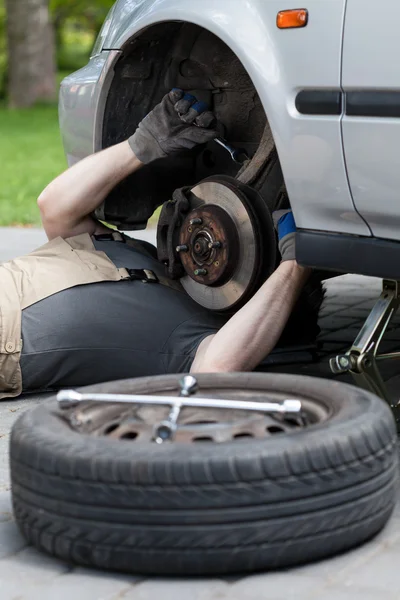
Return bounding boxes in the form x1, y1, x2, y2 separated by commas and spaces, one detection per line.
102, 0, 369, 235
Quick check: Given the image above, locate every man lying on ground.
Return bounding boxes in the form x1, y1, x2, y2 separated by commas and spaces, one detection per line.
0, 89, 321, 399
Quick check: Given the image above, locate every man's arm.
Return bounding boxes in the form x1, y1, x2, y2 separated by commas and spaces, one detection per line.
191, 209, 307, 372
191, 261, 310, 372
38, 142, 142, 240
38, 89, 217, 240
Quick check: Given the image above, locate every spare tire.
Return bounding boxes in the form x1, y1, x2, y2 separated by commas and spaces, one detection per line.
10, 373, 398, 575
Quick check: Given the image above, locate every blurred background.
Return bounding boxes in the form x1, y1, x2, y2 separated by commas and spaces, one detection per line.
0, 0, 114, 227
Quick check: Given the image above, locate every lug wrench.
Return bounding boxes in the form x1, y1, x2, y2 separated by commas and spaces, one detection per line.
57, 375, 302, 444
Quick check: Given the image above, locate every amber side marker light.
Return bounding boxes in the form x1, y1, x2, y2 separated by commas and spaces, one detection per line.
277, 9, 308, 29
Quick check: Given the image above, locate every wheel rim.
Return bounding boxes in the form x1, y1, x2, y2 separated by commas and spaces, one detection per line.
64, 392, 330, 444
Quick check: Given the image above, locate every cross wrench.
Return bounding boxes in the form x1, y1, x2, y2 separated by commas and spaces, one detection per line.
57, 376, 302, 444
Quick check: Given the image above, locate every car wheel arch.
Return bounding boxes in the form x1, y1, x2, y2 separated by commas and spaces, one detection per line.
96, 21, 287, 228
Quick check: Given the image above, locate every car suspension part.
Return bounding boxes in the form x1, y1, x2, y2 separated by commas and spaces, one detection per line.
157, 175, 277, 311
330, 279, 400, 422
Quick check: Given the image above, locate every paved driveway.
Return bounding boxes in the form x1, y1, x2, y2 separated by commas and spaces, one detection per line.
0, 227, 157, 262
1, 229, 400, 599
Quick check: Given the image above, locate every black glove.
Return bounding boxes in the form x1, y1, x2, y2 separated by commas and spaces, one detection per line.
129, 88, 217, 164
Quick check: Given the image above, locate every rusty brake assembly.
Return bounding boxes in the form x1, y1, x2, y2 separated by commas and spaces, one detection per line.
157, 175, 278, 312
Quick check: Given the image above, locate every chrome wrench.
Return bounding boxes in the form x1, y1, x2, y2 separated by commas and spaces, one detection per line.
214, 137, 249, 164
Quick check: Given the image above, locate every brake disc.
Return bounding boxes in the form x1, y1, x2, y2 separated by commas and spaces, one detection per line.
176, 176, 277, 311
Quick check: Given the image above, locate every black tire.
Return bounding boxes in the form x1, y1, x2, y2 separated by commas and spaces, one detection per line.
10, 373, 398, 576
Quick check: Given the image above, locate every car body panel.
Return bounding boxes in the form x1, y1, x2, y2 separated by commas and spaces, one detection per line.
59, 51, 120, 164
341, 0, 400, 240
59, 0, 371, 236
101, 0, 369, 235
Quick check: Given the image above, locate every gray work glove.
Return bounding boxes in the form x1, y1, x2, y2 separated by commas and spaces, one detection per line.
272, 209, 297, 262
128, 88, 218, 164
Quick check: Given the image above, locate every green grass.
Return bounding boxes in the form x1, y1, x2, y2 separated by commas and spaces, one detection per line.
0, 99, 161, 229
0, 22, 101, 226
0, 23, 93, 227
0, 104, 67, 226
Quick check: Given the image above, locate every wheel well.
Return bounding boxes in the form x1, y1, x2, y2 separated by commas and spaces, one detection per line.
99, 22, 277, 229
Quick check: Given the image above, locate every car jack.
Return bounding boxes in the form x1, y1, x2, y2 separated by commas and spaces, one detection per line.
330, 280, 400, 422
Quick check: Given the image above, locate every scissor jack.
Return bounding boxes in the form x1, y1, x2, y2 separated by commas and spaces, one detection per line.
330, 280, 400, 422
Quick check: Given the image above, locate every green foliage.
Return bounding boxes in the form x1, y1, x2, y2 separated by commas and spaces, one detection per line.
0, 0, 6, 99
52, 0, 115, 72
0, 0, 117, 225
57, 25, 95, 71
0, 0, 115, 98
0, 105, 66, 226
50, 0, 114, 22
51, 0, 115, 40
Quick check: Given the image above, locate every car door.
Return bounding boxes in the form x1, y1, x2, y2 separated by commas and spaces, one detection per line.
342, 0, 400, 240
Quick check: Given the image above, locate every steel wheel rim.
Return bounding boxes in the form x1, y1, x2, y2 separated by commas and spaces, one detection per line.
64, 391, 330, 444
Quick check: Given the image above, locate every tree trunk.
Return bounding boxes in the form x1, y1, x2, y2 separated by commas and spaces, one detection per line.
5, 0, 56, 108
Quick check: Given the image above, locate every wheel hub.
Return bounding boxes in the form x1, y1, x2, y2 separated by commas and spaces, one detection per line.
179, 204, 239, 286
175, 176, 277, 311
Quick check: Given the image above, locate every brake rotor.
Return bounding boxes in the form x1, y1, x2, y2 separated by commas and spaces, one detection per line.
177, 177, 276, 311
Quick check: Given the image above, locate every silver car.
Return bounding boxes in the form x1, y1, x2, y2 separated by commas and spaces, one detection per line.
59, 0, 400, 396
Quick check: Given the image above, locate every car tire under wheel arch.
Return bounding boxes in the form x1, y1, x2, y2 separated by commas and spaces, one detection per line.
10, 373, 398, 575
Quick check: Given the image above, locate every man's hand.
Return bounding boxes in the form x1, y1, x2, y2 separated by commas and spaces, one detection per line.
273, 209, 296, 262
128, 88, 218, 164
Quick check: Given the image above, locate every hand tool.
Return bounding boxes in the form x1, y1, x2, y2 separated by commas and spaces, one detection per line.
214, 137, 249, 164
57, 383, 301, 414
57, 376, 302, 443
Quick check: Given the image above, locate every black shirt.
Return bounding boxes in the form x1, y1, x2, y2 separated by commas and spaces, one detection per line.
20, 238, 227, 392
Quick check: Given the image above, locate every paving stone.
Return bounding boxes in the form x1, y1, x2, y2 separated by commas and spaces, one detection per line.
292, 516, 400, 581
339, 548, 400, 593
0, 227, 157, 264
0, 491, 13, 522
0, 547, 70, 585
0, 467, 11, 492
318, 316, 362, 329
121, 579, 230, 600
0, 228, 48, 263
228, 572, 329, 599
0, 580, 25, 600
310, 583, 398, 600
18, 567, 137, 600
318, 328, 362, 343
0, 521, 27, 559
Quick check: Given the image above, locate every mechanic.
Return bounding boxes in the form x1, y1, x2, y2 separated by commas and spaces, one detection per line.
0, 89, 310, 399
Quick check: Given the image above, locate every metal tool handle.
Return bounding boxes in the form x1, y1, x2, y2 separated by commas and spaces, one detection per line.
179, 375, 198, 397
57, 390, 301, 414
153, 403, 182, 443
214, 137, 249, 164
58, 376, 302, 444
153, 376, 198, 442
